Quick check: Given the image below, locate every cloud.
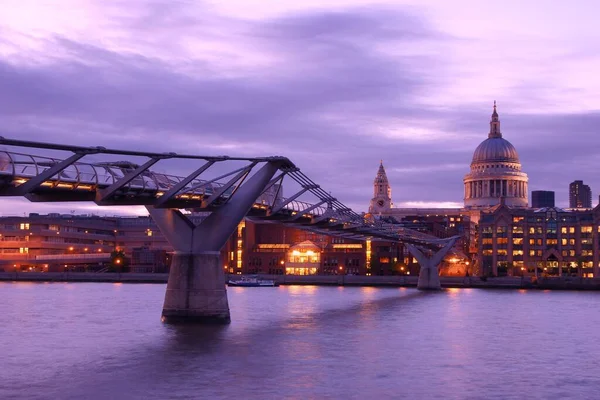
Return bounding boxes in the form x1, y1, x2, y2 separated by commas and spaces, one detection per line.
0, 1, 598, 215
0, 4, 458, 213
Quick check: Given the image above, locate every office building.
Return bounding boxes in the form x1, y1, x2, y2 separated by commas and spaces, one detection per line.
532, 190, 555, 208
569, 180, 592, 208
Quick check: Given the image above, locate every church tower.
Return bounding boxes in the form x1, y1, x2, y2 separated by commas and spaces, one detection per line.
369, 161, 393, 214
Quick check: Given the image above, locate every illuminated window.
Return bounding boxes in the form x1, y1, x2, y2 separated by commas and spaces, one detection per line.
332, 244, 362, 249
582, 226, 593, 233
513, 238, 523, 245
379, 257, 390, 263
529, 250, 535, 256
583, 250, 594, 256
537, 250, 542, 256
561, 239, 567, 246
483, 250, 493, 256
537, 239, 542, 246
497, 249, 507, 256
569, 239, 575, 246
562, 250, 567, 257
146, 229, 153, 237
570, 250, 575, 257
513, 250, 523, 256
513, 217, 524, 223
547, 239, 557, 245
529, 227, 535, 234
19, 223, 30, 230
482, 238, 493, 245
497, 238, 509, 244
569, 227, 575, 234
529, 239, 535, 245
19, 247, 29, 254
561, 227, 567, 234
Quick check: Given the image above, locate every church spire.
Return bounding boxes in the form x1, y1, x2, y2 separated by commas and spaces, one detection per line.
369, 161, 392, 213
489, 100, 502, 138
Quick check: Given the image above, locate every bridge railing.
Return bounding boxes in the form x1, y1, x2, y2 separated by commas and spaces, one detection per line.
0, 138, 462, 249
0, 150, 333, 217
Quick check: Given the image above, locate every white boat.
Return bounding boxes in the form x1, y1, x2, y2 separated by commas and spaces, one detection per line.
227, 276, 278, 287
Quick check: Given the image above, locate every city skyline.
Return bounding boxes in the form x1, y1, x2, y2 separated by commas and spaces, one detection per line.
1, 0, 599, 215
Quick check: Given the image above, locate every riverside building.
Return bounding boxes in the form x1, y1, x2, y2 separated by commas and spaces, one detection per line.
0, 213, 405, 276
478, 204, 600, 278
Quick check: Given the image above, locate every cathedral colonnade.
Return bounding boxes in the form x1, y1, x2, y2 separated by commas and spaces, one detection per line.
463, 102, 529, 209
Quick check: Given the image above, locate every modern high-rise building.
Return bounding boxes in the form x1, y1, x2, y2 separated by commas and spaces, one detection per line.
569, 180, 592, 208
531, 190, 555, 208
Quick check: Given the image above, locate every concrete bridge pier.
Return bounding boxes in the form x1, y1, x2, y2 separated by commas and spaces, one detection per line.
161, 251, 229, 323
406, 238, 458, 291
146, 161, 282, 324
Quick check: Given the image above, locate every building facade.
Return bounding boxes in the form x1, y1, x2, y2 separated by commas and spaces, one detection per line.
531, 190, 555, 208
1, 214, 409, 276
478, 204, 600, 278
220, 219, 408, 276
569, 180, 592, 208
0, 214, 176, 272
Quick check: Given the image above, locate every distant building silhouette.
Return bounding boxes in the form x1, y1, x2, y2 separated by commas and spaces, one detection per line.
531, 190, 555, 208
569, 180, 592, 208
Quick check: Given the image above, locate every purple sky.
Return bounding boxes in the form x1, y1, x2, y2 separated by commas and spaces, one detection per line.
1, 0, 600, 216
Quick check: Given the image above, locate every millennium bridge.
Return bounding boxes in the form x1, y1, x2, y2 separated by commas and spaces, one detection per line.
0, 137, 459, 323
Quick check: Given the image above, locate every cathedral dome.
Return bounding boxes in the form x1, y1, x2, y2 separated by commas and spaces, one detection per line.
472, 137, 520, 164
463, 102, 529, 209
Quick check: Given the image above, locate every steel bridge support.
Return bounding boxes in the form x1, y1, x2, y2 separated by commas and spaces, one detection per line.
406, 237, 458, 290
146, 161, 282, 324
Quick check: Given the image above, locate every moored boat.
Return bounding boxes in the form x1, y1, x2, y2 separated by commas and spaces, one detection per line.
227, 276, 279, 287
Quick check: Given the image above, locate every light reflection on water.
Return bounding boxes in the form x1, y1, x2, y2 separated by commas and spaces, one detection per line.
2, 282, 600, 399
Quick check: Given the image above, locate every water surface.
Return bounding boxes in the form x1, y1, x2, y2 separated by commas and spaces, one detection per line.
2, 282, 599, 399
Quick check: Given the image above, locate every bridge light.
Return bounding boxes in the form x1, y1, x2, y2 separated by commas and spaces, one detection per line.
68, 246, 74, 251
280, 260, 284, 265
84, 248, 88, 252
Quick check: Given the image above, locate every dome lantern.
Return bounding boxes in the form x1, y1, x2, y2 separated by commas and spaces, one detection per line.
489, 101, 501, 138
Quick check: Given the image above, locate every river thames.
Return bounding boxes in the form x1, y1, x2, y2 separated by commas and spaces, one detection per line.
2, 282, 600, 399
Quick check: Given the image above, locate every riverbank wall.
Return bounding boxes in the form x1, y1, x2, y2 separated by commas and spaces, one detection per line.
3, 272, 600, 290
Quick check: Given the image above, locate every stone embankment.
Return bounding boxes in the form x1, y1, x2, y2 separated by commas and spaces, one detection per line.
2, 272, 600, 290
